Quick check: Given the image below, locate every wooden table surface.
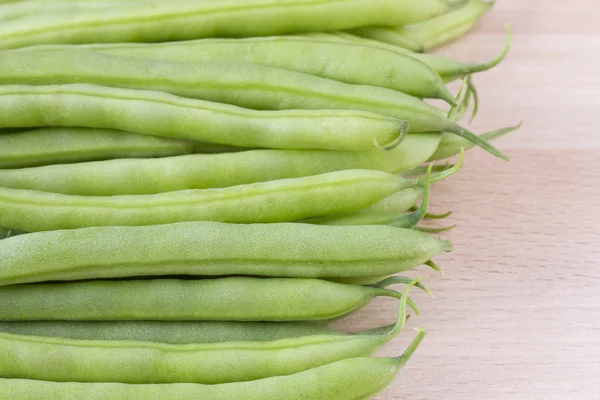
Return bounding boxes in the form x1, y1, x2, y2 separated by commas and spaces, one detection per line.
335, 1, 600, 399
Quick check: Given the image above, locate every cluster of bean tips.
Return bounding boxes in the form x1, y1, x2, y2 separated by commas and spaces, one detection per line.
0, 1, 517, 399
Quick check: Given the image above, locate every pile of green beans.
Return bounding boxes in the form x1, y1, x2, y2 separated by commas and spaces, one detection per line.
0, 1, 518, 398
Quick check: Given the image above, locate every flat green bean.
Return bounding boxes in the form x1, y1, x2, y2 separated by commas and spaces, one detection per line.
353, 0, 495, 52
0, 281, 417, 384
0, 169, 421, 231
0, 276, 418, 321
0, 321, 342, 344
0, 84, 407, 151
0, 221, 452, 285
0, 49, 459, 118
0, 0, 453, 49
0, 330, 425, 400
0, 134, 440, 195
15, 36, 455, 102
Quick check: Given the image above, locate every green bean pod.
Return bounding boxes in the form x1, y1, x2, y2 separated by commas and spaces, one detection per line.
0, 321, 343, 344
14, 36, 454, 102
0, 169, 424, 232
0, 222, 452, 285
0, 84, 408, 151
0, 134, 440, 195
308, 30, 511, 84
0, 329, 425, 400
0, 127, 213, 169
0, 0, 137, 20
0, 0, 453, 49
0, 276, 418, 322
0, 280, 418, 384
352, 0, 495, 52
0, 49, 461, 121
0, 83, 506, 158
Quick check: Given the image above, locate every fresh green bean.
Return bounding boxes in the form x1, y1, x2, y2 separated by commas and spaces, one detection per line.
0, 134, 440, 195
14, 36, 455, 102
0, 276, 419, 321
0, 321, 344, 344
0, 49, 459, 118
0, 127, 208, 169
352, 0, 495, 52
0, 169, 424, 231
0, 0, 454, 49
307, 30, 511, 84
0, 280, 417, 384
0, 49, 457, 105
429, 122, 521, 161
0, 329, 425, 400
0, 221, 452, 285
0, 84, 407, 151
0, 82, 506, 158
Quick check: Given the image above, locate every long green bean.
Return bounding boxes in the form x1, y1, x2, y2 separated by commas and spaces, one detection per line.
0, 134, 440, 195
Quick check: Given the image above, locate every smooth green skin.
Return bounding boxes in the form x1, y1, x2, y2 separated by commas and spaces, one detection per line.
0, 330, 425, 400
0, 0, 139, 20
429, 123, 521, 161
14, 37, 454, 102
0, 127, 199, 169
0, 282, 414, 384
348, 27, 424, 52
0, 0, 452, 49
388, 0, 495, 51
0, 321, 341, 344
0, 84, 405, 151
0, 276, 407, 321
0, 169, 412, 232
0, 221, 452, 285
0, 134, 440, 195
310, 31, 510, 84
0, 51, 457, 132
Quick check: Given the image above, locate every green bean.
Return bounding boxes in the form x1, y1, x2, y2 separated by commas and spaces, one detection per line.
0, 329, 425, 400
0, 280, 418, 384
15, 36, 455, 102
0, 84, 407, 151
0, 82, 506, 158
308, 30, 511, 84
0, 321, 344, 344
0, 0, 454, 49
429, 122, 521, 161
0, 49, 460, 117
0, 134, 440, 195
308, 162, 435, 228
0, 221, 452, 285
0, 127, 204, 169
354, 0, 496, 52
0, 276, 418, 321
0, 168, 439, 232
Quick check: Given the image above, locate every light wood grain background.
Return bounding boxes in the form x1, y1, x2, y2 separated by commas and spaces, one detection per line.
335, 1, 600, 399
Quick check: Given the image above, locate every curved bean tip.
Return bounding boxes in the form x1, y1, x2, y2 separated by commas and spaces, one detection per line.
393, 328, 427, 367
374, 120, 409, 151
425, 260, 445, 275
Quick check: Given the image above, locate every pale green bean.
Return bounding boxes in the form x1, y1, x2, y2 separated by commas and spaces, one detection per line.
0, 0, 453, 49
0, 84, 407, 151
0, 221, 452, 285
0, 134, 440, 195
